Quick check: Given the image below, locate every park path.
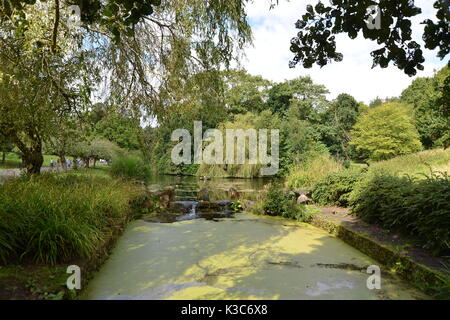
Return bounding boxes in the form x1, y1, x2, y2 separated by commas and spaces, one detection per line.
0, 166, 71, 184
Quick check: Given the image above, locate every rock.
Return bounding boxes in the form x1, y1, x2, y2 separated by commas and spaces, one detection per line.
293, 189, 312, 197
170, 201, 196, 214
197, 201, 220, 212
297, 194, 311, 204
197, 187, 210, 201
159, 186, 175, 208
197, 201, 232, 220
229, 187, 240, 200
163, 186, 175, 201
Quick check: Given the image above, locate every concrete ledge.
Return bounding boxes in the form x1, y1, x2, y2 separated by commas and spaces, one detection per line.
310, 211, 449, 297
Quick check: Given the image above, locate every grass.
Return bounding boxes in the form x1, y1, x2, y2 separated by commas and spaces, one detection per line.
368, 148, 450, 177
0, 169, 146, 265
110, 154, 152, 180
0, 152, 75, 169
285, 153, 342, 189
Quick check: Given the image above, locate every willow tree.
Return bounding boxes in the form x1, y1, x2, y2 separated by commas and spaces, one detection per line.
0, 2, 98, 174
91, 0, 253, 121
0, 0, 254, 173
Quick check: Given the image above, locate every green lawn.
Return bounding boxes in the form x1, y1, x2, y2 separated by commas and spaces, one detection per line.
0, 153, 74, 169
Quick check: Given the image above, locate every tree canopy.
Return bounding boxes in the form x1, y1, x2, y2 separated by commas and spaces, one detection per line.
350, 102, 422, 161
289, 0, 449, 76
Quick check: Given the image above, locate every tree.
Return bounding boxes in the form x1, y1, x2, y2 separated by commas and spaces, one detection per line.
401, 66, 450, 149
1, 0, 254, 174
0, 0, 162, 48
222, 70, 272, 116
289, 0, 449, 77
350, 102, 422, 161
320, 93, 361, 159
0, 133, 14, 163
0, 3, 97, 174
45, 118, 83, 168
266, 76, 329, 118
88, 138, 120, 166
95, 112, 141, 150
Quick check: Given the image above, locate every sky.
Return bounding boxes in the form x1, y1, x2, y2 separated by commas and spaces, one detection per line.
241, 0, 448, 104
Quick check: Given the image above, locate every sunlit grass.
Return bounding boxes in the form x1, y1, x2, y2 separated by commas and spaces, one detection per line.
0, 169, 145, 265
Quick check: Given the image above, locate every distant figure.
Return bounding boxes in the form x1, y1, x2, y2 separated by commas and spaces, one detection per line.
50, 159, 54, 168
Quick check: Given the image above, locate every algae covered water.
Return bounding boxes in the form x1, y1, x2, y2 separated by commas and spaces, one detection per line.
82, 210, 428, 300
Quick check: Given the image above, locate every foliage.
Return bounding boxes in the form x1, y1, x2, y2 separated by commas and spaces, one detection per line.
289, 0, 448, 76
311, 169, 365, 207
194, 110, 282, 178
286, 153, 342, 188
0, 0, 162, 45
0, 3, 98, 174
110, 154, 152, 180
0, 134, 14, 162
95, 113, 142, 150
262, 183, 315, 223
349, 170, 450, 255
0, 170, 144, 264
350, 102, 422, 161
319, 93, 361, 159
401, 66, 450, 149
231, 200, 243, 213
222, 69, 273, 116
266, 76, 329, 118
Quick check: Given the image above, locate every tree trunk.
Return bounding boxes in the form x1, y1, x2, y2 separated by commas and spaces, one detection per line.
1, 151, 5, 163
11, 130, 44, 175
59, 154, 67, 170
93, 158, 97, 167
23, 151, 44, 175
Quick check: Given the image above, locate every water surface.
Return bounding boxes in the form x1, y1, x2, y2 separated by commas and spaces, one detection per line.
82, 198, 427, 300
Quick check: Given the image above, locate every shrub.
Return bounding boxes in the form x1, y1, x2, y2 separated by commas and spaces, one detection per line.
349, 170, 450, 255
311, 169, 364, 207
0, 171, 144, 264
110, 154, 152, 180
261, 184, 315, 222
286, 153, 342, 189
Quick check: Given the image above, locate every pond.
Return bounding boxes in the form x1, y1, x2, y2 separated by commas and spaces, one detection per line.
81, 176, 428, 300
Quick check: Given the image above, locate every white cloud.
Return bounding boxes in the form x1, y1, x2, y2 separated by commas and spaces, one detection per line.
241, 0, 448, 104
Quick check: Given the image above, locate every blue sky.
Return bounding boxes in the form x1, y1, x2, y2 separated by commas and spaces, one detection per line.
241, 0, 448, 104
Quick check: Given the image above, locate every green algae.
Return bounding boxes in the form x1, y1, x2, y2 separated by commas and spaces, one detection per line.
81, 213, 428, 300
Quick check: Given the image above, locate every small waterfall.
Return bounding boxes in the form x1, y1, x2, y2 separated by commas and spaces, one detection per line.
190, 202, 198, 215
175, 201, 199, 221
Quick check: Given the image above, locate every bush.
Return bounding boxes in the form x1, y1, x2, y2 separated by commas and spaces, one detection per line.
311, 169, 364, 207
286, 153, 342, 188
110, 154, 152, 180
349, 170, 450, 255
261, 184, 315, 222
0, 171, 144, 265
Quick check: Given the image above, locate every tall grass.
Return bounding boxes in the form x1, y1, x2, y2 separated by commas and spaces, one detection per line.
368, 148, 450, 177
0, 171, 144, 265
196, 163, 266, 178
286, 154, 342, 189
110, 154, 152, 180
